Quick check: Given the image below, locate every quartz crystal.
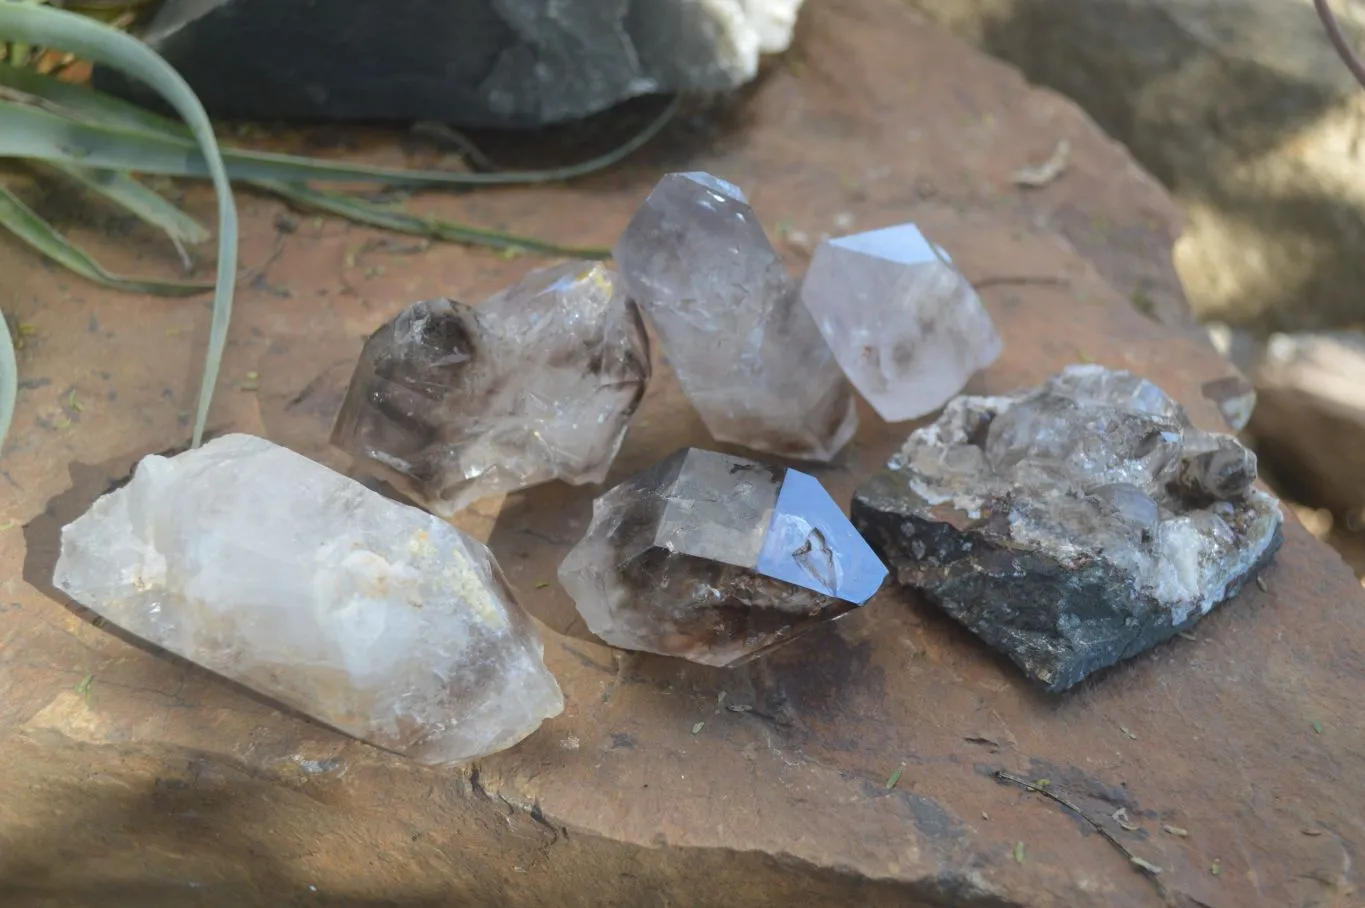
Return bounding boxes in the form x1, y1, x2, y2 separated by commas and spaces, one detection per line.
851, 365, 1283, 692
613, 172, 857, 461
800, 223, 1003, 422
558, 447, 888, 667
52, 434, 564, 764
332, 261, 651, 517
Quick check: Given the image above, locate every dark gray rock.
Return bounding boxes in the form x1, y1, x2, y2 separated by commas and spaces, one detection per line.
93, 0, 800, 126
850, 364, 1284, 692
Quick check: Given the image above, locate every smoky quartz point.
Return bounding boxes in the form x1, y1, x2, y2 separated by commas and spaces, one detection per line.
800, 223, 1003, 422
332, 261, 650, 517
613, 172, 858, 462
851, 364, 1284, 692
558, 447, 888, 667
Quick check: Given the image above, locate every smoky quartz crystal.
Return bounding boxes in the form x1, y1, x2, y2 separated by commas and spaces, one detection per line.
332, 261, 650, 516
613, 172, 858, 462
559, 447, 888, 667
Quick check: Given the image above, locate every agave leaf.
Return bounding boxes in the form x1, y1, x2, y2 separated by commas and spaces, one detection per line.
0, 65, 680, 187
0, 310, 14, 453
42, 160, 210, 246
0, 182, 212, 293
256, 180, 610, 259
0, 1, 238, 449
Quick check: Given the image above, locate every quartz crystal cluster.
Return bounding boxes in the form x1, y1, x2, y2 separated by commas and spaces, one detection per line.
614, 172, 858, 461
53, 434, 565, 764
851, 365, 1284, 692
332, 261, 650, 516
801, 224, 1003, 422
558, 447, 888, 667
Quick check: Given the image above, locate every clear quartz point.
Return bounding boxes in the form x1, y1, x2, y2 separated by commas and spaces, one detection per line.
53, 434, 564, 764
800, 223, 1003, 422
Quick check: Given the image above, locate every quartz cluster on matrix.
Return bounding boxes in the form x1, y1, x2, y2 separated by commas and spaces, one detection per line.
852, 365, 1284, 692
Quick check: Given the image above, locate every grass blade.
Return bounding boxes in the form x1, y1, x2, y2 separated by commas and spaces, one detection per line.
0, 2, 239, 448
0, 65, 680, 187
0, 183, 212, 294
0, 308, 14, 456
42, 161, 209, 246
256, 180, 610, 259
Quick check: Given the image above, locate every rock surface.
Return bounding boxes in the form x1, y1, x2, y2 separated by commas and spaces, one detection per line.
1229, 329, 1365, 523
3, 1, 1361, 905
51, 434, 564, 765
93, 0, 805, 127
614, 172, 857, 461
851, 365, 1284, 691
801, 223, 1003, 421
331, 262, 650, 516
558, 447, 886, 666
905, 0, 1365, 332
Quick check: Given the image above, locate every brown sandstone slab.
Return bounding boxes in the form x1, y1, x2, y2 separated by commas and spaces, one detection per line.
1, 1, 1360, 906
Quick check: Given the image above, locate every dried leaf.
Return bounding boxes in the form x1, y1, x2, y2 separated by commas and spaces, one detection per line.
1130, 856, 1162, 875
1012, 138, 1070, 188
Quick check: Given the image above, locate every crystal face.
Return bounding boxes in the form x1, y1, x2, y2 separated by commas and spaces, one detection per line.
332, 261, 651, 517
800, 223, 1003, 422
613, 172, 858, 462
851, 364, 1283, 692
557, 447, 888, 667
52, 434, 565, 764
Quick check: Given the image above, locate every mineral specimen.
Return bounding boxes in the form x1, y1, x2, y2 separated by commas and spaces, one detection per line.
95, 0, 806, 127
558, 447, 888, 667
332, 261, 650, 517
800, 223, 1003, 422
52, 434, 564, 764
851, 364, 1283, 692
613, 172, 858, 461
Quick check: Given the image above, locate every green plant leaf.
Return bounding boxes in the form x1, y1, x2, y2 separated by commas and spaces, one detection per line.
0, 182, 212, 293
0, 66, 680, 187
0, 310, 15, 456
41, 161, 209, 246
0, 2, 238, 449
256, 180, 609, 259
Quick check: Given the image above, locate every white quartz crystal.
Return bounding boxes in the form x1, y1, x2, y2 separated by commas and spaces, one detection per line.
801, 223, 1003, 422
52, 434, 563, 764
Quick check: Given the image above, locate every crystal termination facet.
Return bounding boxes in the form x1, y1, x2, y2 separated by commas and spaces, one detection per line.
53, 434, 565, 764
851, 365, 1284, 692
558, 447, 888, 667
